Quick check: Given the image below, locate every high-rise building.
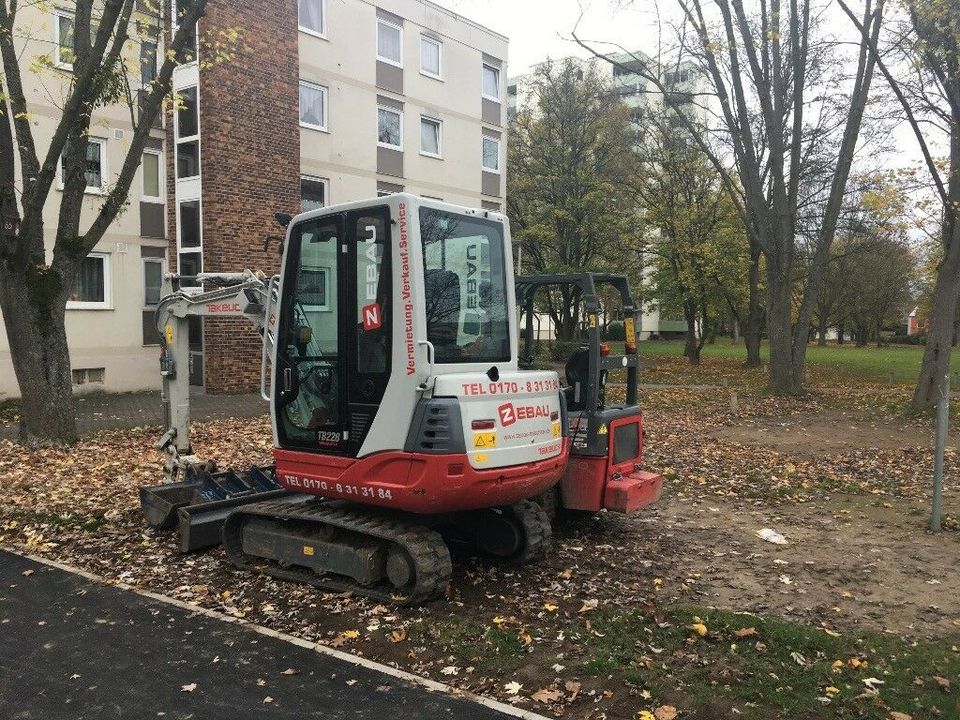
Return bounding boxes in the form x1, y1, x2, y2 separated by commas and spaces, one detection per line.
0, 0, 508, 399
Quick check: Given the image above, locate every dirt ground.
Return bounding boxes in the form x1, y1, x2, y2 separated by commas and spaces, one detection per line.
3, 391, 960, 717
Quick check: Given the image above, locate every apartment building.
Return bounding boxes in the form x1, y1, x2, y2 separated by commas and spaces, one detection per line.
0, 0, 508, 399
0, 4, 168, 400
173, 0, 508, 392
507, 50, 706, 339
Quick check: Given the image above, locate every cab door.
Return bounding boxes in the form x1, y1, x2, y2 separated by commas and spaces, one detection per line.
274, 207, 392, 457
344, 206, 392, 456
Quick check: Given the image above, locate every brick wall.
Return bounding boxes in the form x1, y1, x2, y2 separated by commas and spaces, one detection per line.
199, 0, 300, 392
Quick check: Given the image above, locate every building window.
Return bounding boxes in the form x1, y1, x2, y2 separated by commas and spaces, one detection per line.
54, 12, 75, 69
141, 150, 162, 202
175, 86, 199, 179
301, 176, 328, 211
143, 257, 165, 307
420, 116, 441, 157
482, 135, 500, 172
377, 106, 402, 150
140, 41, 157, 86
67, 253, 111, 309
298, 0, 326, 37
377, 18, 402, 67
178, 199, 202, 250
60, 138, 107, 192
299, 80, 328, 131
172, 0, 199, 64
299, 267, 330, 310
482, 63, 500, 101
420, 36, 441, 78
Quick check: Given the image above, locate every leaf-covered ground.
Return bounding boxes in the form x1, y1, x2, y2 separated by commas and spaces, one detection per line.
2, 382, 959, 719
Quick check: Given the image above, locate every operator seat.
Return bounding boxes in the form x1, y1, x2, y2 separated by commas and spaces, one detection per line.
564, 345, 590, 411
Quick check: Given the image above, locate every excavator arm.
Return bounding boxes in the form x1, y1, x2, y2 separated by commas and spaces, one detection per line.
154, 270, 278, 482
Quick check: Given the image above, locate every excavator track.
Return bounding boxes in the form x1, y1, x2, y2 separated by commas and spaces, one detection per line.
222, 500, 452, 605
506, 499, 553, 565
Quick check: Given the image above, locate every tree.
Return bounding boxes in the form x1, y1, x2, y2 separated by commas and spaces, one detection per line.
0, 0, 208, 442
507, 59, 642, 339
633, 116, 750, 364
839, 0, 960, 410
577, 0, 886, 392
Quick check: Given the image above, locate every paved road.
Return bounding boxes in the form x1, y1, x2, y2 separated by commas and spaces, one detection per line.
0, 551, 518, 720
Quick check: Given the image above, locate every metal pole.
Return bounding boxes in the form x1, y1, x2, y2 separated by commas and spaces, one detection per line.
931, 373, 949, 532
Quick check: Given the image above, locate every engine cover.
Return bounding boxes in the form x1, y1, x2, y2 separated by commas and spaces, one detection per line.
432, 370, 564, 470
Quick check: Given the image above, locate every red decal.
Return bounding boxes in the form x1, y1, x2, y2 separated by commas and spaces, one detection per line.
362, 302, 382, 331
207, 303, 241, 313
498, 403, 516, 427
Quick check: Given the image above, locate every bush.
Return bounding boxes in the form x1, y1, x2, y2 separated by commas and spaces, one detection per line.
547, 340, 581, 362
604, 321, 625, 341
888, 333, 926, 346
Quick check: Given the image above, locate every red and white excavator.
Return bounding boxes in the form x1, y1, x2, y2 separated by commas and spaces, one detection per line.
140, 195, 662, 603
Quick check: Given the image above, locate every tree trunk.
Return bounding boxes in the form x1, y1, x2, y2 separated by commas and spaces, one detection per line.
837, 322, 845, 344
683, 301, 700, 365
912, 102, 960, 410
730, 314, 740, 344
913, 223, 960, 410
817, 316, 828, 346
743, 246, 763, 367
0, 267, 78, 443
766, 259, 801, 393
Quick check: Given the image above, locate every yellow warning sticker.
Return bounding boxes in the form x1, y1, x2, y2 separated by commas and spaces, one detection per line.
589, 314, 597, 328
164, 324, 174, 344
474, 453, 489, 464
551, 422, 562, 438
473, 432, 497, 448
624, 316, 636, 338
597, 423, 608, 435
303, 545, 315, 556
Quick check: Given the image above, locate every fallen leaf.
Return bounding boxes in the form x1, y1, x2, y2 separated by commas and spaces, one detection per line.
281, 668, 299, 676
825, 686, 840, 696
689, 623, 708, 637
21, 569, 33, 577
889, 712, 912, 720
342, 629, 359, 639
790, 651, 808, 667
531, 687, 562, 703
551, 663, 566, 672
934, 676, 951, 691
579, 599, 598, 613
543, 602, 559, 612
565, 680, 581, 701
778, 574, 793, 585
504, 681, 523, 695
440, 666, 460, 676
263, 696, 273, 704
558, 568, 573, 579
655, 705, 678, 720
389, 628, 407, 643
733, 627, 756, 638
181, 683, 197, 693
637, 711, 657, 720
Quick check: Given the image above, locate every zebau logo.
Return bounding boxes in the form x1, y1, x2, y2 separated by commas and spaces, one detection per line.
498, 403, 516, 427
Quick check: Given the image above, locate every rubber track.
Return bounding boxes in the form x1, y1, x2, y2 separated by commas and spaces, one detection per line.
508, 499, 553, 565
223, 500, 452, 605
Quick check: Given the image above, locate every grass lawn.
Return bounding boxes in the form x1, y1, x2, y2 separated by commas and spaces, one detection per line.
413, 604, 959, 719
638, 339, 960, 385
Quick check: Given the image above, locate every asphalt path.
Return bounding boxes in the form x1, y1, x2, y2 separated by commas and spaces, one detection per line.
0, 550, 529, 720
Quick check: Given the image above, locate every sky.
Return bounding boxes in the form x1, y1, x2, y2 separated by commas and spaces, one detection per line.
431, 0, 665, 74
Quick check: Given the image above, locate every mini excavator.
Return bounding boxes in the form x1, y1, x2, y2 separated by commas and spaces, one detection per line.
140, 195, 662, 603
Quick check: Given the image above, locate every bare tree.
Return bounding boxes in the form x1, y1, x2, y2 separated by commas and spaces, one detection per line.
577, 0, 886, 393
839, 0, 960, 410
0, 0, 208, 442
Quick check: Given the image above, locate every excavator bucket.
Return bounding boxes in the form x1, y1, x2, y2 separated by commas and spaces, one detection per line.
139, 465, 294, 552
